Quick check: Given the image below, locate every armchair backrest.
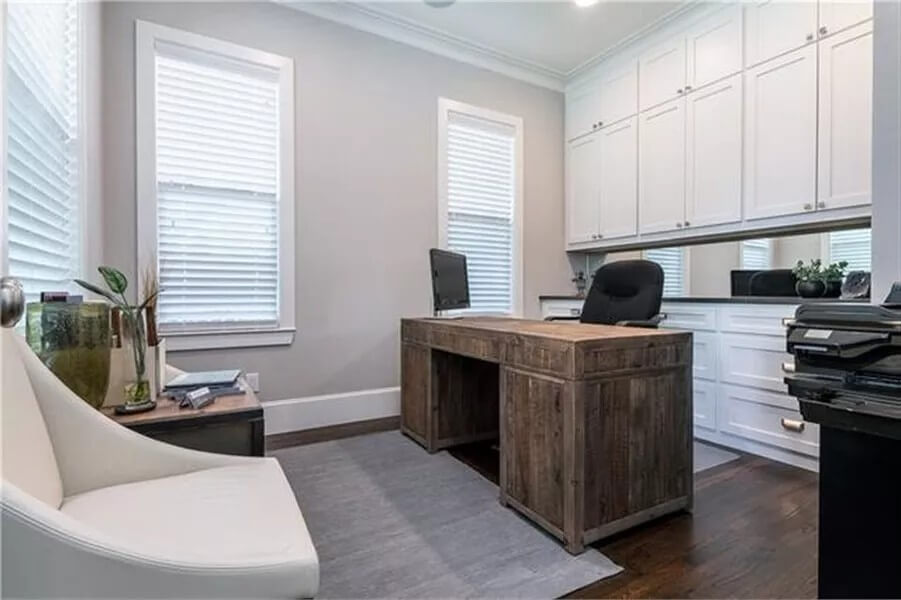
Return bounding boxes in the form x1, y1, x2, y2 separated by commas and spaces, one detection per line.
1, 329, 63, 508
579, 260, 664, 325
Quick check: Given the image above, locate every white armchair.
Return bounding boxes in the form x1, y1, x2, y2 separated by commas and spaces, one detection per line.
0, 329, 319, 598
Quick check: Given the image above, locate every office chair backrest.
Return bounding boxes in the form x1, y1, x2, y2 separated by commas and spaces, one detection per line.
580, 260, 664, 325
748, 269, 797, 296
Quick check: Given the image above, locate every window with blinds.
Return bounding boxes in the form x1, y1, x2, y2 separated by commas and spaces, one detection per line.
5, 0, 80, 303
828, 228, 872, 271
440, 102, 521, 315
741, 239, 772, 270
644, 247, 686, 297
149, 36, 285, 330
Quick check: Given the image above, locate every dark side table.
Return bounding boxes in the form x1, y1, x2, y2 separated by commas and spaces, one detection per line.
102, 382, 264, 456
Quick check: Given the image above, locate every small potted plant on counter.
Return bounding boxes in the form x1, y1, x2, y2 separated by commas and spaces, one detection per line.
822, 260, 849, 298
793, 259, 826, 298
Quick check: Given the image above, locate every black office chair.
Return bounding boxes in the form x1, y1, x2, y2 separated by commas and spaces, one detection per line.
548, 260, 665, 328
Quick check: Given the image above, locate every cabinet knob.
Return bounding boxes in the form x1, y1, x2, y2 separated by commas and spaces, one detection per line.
592, 123, 598, 130
817, 201, 826, 209
819, 25, 828, 35
676, 222, 683, 228
803, 203, 813, 211
597, 233, 603, 239
685, 85, 692, 91
781, 418, 805, 433
677, 88, 684, 94
806, 32, 814, 41
684, 220, 690, 227
598, 121, 604, 128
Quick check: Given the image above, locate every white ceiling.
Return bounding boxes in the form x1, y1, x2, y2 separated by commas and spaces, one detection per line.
356, 0, 686, 76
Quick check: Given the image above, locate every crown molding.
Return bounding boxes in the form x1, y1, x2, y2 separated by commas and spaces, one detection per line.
566, 0, 699, 83
278, 1, 567, 92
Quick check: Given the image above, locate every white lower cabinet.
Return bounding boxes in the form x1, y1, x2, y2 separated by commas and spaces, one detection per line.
661, 301, 819, 471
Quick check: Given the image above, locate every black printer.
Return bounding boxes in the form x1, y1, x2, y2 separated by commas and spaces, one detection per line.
785, 296, 901, 599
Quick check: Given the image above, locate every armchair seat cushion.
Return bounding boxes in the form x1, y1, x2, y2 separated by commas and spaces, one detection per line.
60, 459, 318, 597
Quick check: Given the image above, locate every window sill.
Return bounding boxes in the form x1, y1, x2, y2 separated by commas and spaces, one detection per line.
163, 327, 295, 352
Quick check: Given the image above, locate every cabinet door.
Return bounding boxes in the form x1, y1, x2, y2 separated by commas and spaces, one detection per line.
686, 5, 743, 91
744, 0, 817, 67
685, 74, 742, 228
566, 133, 600, 244
598, 117, 638, 240
819, 0, 873, 38
638, 99, 686, 234
744, 45, 817, 220
566, 80, 603, 141
639, 36, 686, 112
599, 60, 638, 126
818, 21, 873, 210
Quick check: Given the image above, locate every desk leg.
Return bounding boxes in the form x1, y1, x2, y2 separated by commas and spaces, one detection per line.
250, 416, 265, 457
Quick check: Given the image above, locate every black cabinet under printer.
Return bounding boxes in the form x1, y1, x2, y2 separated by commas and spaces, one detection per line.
785, 302, 901, 599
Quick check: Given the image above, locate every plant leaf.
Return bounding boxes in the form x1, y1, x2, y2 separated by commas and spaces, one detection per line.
137, 290, 160, 313
98, 266, 128, 295
74, 279, 123, 306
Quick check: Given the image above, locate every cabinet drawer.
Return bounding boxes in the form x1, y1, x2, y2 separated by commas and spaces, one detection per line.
660, 303, 717, 331
692, 331, 717, 381
694, 379, 717, 432
540, 300, 583, 319
719, 304, 795, 336
719, 384, 819, 456
719, 333, 792, 392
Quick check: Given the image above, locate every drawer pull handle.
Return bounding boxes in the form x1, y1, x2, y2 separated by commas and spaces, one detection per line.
781, 362, 796, 373
781, 418, 805, 433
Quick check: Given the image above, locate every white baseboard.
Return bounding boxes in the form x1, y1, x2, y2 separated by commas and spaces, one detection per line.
263, 387, 400, 435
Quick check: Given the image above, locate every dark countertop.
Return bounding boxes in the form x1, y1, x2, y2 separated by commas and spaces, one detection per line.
539, 294, 869, 304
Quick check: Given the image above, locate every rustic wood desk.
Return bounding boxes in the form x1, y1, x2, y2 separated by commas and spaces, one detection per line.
400, 317, 693, 554
102, 382, 264, 457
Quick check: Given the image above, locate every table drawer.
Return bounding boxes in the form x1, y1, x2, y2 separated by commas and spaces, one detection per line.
694, 379, 717, 432
719, 384, 819, 456
719, 304, 795, 336
719, 333, 792, 393
660, 303, 717, 331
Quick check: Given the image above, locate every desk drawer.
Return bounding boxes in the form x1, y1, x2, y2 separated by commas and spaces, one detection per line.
660, 303, 717, 331
719, 384, 819, 456
719, 333, 792, 393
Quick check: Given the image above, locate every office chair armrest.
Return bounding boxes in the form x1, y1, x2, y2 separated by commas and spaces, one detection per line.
615, 314, 664, 328
544, 315, 580, 321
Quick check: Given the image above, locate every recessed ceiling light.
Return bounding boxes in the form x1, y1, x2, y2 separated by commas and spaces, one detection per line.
573, 0, 600, 7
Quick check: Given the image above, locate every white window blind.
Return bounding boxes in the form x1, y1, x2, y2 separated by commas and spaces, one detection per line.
741, 238, 772, 270
5, 0, 80, 303
645, 247, 686, 297
153, 42, 281, 329
443, 108, 519, 314
828, 228, 872, 272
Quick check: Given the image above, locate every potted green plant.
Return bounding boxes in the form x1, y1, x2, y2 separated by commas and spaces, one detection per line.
822, 261, 849, 298
75, 266, 159, 413
793, 259, 826, 298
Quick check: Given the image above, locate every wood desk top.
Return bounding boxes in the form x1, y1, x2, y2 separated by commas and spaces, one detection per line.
102, 381, 261, 427
403, 317, 687, 343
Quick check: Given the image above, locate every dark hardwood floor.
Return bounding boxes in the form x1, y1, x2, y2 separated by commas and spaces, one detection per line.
449, 441, 819, 599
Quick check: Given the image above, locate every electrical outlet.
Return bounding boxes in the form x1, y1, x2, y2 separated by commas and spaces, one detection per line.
246, 372, 260, 392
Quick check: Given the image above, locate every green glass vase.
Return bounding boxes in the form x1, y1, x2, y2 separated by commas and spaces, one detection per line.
26, 302, 111, 409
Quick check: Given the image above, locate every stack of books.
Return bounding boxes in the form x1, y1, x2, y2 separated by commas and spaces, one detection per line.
162, 369, 245, 408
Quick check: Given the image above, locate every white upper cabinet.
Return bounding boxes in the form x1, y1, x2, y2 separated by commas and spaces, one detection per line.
566, 133, 601, 244
818, 0, 873, 38
566, 80, 603, 141
639, 36, 687, 112
639, 98, 686, 234
598, 117, 638, 240
686, 5, 743, 91
818, 20, 873, 210
598, 60, 638, 127
744, 0, 817, 68
685, 74, 743, 228
744, 45, 817, 220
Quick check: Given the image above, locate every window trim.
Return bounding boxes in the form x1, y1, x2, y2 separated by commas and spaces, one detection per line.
437, 97, 524, 317
135, 20, 295, 351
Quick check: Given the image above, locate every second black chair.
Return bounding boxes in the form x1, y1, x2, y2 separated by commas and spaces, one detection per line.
548, 259, 665, 328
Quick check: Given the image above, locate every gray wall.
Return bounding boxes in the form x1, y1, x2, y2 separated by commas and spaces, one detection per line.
100, 1, 571, 401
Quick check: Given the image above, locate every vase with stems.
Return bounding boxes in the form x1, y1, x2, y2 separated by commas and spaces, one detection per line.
76, 266, 159, 412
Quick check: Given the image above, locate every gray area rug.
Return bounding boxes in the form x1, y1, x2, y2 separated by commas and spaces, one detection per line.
272, 431, 622, 599
694, 441, 740, 473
